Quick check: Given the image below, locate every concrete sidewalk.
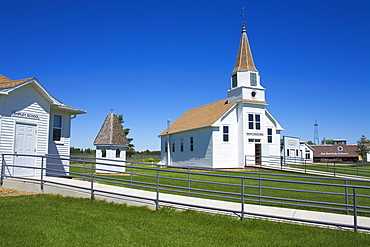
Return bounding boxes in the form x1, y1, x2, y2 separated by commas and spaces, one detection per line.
1, 176, 369, 232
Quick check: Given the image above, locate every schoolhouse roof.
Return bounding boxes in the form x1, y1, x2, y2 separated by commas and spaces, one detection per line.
0, 75, 32, 88
94, 113, 129, 146
231, 26, 257, 73
0, 74, 85, 114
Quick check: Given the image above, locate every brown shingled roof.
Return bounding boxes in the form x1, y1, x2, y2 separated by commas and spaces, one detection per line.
94, 113, 129, 146
0, 75, 32, 88
159, 99, 236, 136
232, 27, 257, 73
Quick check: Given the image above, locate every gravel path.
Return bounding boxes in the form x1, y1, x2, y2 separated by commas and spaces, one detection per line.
0, 188, 38, 196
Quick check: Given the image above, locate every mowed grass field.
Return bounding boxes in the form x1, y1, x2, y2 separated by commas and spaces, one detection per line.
0, 194, 369, 247
70, 162, 370, 216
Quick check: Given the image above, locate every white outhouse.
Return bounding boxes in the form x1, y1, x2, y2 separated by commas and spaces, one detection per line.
159, 21, 283, 168
94, 113, 128, 173
0, 75, 85, 177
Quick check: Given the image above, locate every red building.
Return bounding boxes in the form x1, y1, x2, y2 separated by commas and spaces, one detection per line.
310, 139, 358, 162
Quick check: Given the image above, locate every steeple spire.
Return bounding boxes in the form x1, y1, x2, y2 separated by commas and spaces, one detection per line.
232, 7, 257, 73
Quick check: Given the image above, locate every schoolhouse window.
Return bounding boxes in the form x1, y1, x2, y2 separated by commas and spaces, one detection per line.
248, 114, 254, 129
102, 149, 107, 157
250, 73, 257, 86
287, 149, 290, 156
232, 74, 237, 88
190, 137, 194, 151
172, 142, 175, 152
180, 138, 184, 152
116, 149, 121, 158
296, 150, 299, 156
165, 142, 168, 153
267, 128, 272, 143
53, 115, 62, 141
223, 126, 229, 142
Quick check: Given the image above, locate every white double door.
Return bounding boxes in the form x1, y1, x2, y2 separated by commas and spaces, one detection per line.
13, 123, 36, 176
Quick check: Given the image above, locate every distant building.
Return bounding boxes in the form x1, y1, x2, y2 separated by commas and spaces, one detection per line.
281, 136, 313, 165
0, 75, 85, 177
158, 20, 283, 168
310, 139, 358, 162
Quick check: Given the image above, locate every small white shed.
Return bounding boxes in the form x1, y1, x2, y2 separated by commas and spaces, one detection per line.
94, 113, 128, 173
0, 75, 86, 177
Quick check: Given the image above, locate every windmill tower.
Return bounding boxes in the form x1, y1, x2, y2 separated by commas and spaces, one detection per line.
314, 119, 319, 145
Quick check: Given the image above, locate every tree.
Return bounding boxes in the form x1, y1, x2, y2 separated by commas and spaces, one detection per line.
356, 135, 370, 161
118, 115, 135, 157
321, 138, 333, 145
306, 141, 315, 145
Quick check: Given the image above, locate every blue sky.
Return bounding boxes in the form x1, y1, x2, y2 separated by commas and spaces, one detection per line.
1, 0, 369, 150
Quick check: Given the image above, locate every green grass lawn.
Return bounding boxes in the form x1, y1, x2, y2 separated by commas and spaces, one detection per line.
0, 194, 369, 247
69, 162, 370, 217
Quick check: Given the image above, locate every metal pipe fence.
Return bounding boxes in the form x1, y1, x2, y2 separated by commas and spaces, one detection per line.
245, 154, 370, 178
1, 153, 370, 232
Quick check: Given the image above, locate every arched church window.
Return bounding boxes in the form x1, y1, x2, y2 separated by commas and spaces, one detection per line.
102, 149, 107, 157
116, 149, 121, 158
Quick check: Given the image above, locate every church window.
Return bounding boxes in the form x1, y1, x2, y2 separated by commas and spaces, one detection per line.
267, 128, 272, 143
180, 138, 184, 152
287, 149, 290, 156
102, 149, 107, 157
190, 137, 194, 151
248, 114, 254, 129
250, 73, 257, 86
116, 149, 121, 158
232, 74, 237, 88
172, 142, 175, 152
165, 142, 168, 152
255, 115, 261, 130
249, 114, 260, 130
223, 126, 229, 142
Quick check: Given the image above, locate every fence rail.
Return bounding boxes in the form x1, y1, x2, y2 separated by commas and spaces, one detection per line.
245, 154, 370, 178
1, 153, 370, 232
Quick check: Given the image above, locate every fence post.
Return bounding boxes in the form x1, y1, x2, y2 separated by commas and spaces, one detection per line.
345, 180, 348, 215
241, 178, 245, 221
259, 174, 262, 205
90, 164, 94, 199
334, 163, 336, 177
0, 154, 5, 185
187, 167, 191, 197
353, 188, 358, 232
156, 169, 160, 210
130, 164, 133, 188
40, 156, 44, 190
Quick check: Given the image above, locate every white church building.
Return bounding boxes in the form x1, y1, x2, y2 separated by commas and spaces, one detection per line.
159, 22, 283, 168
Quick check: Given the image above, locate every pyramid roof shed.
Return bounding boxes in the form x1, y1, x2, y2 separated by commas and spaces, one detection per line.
94, 113, 128, 147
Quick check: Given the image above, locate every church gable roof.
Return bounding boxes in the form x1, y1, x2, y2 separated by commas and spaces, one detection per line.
159, 99, 236, 135
94, 113, 129, 146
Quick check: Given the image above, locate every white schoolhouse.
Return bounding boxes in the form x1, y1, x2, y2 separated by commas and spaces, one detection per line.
159, 22, 283, 168
0, 75, 85, 177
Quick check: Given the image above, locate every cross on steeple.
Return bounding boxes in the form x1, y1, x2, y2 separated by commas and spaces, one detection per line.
241, 7, 246, 29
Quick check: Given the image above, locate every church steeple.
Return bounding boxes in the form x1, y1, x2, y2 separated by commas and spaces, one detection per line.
232, 25, 257, 73
228, 8, 266, 104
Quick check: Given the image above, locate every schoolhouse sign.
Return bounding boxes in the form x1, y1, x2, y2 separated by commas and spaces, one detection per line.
12, 111, 40, 120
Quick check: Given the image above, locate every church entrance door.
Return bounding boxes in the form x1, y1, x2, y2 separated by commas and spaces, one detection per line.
255, 144, 261, 165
